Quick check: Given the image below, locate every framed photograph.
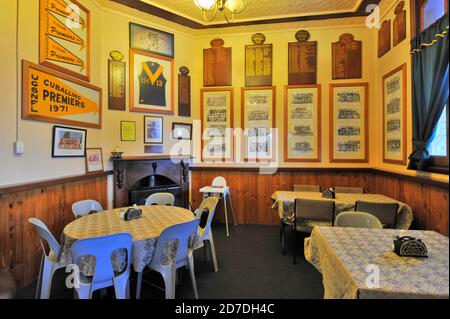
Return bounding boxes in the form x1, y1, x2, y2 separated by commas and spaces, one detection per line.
130, 22, 174, 58
52, 126, 87, 157
201, 88, 234, 161
383, 64, 407, 165
130, 49, 174, 114
39, 0, 90, 81
172, 122, 193, 140
120, 121, 136, 141
85, 148, 104, 173
330, 83, 369, 163
285, 85, 321, 162
22, 60, 102, 129
144, 116, 164, 144
241, 86, 276, 161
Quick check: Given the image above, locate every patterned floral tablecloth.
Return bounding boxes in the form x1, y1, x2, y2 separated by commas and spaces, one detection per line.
305, 226, 449, 299
271, 191, 413, 229
61, 206, 195, 274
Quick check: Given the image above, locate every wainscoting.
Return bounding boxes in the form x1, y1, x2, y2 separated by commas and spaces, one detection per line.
191, 168, 449, 236
0, 172, 109, 290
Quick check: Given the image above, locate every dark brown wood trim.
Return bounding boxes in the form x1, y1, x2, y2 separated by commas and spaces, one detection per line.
111, 0, 381, 30
0, 171, 113, 196
189, 166, 449, 188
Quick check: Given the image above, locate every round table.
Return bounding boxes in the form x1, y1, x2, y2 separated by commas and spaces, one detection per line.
61, 205, 195, 274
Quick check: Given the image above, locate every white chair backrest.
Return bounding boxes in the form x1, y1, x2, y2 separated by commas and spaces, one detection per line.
70, 233, 132, 284
335, 211, 383, 229
145, 193, 175, 206
212, 176, 227, 188
28, 218, 61, 258
153, 219, 199, 266
72, 200, 103, 218
196, 197, 219, 236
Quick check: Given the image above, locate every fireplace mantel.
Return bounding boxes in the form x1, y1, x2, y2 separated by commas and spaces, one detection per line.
112, 156, 190, 208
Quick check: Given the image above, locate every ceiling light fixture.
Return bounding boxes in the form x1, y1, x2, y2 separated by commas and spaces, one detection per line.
194, 0, 248, 23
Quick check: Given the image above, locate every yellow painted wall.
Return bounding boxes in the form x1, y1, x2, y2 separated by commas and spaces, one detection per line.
0, 0, 448, 190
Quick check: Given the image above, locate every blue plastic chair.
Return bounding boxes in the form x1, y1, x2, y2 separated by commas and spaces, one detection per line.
70, 233, 132, 299
72, 200, 103, 218
136, 219, 200, 299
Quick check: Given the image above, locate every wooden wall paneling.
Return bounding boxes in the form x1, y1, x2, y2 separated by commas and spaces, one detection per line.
0, 175, 108, 290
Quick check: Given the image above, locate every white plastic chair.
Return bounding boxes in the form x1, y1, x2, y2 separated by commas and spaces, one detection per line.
136, 219, 200, 299
335, 211, 383, 229
145, 193, 175, 206
28, 218, 66, 299
194, 197, 220, 272
72, 200, 103, 219
70, 233, 132, 299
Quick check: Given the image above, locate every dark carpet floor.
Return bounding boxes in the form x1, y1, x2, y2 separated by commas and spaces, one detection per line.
14, 224, 324, 299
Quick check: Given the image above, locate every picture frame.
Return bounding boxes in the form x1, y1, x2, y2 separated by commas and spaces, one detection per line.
329, 83, 369, 163
22, 60, 102, 129
284, 85, 321, 162
129, 49, 174, 114
144, 116, 164, 144
200, 88, 234, 162
120, 121, 136, 141
241, 86, 276, 161
108, 51, 126, 111
383, 64, 407, 165
85, 148, 104, 173
52, 126, 87, 158
39, 0, 90, 81
130, 22, 174, 58
172, 122, 193, 140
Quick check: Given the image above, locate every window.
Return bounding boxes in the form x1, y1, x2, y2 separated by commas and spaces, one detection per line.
427, 106, 449, 173
411, 0, 448, 38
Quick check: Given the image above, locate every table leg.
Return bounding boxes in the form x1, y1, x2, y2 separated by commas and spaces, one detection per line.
223, 195, 230, 237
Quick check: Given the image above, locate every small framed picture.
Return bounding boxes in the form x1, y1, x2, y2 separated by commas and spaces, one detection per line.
120, 121, 136, 141
144, 116, 164, 144
85, 148, 104, 173
172, 122, 192, 140
52, 126, 87, 157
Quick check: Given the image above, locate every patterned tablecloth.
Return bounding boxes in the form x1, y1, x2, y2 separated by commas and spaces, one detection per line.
305, 227, 449, 299
61, 205, 195, 274
271, 191, 413, 229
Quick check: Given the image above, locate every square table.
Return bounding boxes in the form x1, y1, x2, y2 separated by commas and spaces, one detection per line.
305, 226, 449, 299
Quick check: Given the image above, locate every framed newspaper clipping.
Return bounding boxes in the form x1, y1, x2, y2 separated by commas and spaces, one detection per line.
383, 64, 407, 165
284, 85, 321, 162
330, 83, 368, 163
201, 88, 234, 162
241, 86, 276, 161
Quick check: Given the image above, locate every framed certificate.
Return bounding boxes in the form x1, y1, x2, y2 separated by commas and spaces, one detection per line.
383, 64, 407, 165
330, 83, 369, 163
120, 121, 136, 141
201, 88, 234, 161
284, 85, 321, 162
129, 49, 174, 114
241, 86, 276, 161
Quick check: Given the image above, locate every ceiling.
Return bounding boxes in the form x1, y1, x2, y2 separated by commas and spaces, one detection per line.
111, 0, 381, 29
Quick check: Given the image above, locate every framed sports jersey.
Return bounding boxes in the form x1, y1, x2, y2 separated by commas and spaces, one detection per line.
130, 49, 174, 114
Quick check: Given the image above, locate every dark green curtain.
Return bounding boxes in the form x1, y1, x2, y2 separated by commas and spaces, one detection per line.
408, 13, 449, 170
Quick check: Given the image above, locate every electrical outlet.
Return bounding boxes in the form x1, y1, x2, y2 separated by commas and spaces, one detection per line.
14, 140, 24, 154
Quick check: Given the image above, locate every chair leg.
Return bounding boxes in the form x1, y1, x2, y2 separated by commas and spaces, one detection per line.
187, 255, 199, 299
281, 223, 286, 255
162, 265, 176, 299
35, 255, 44, 299
223, 195, 230, 237
136, 271, 143, 299
39, 260, 54, 299
227, 192, 237, 226
208, 236, 219, 272
293, 231, 298, 265
114, 276, 129, 299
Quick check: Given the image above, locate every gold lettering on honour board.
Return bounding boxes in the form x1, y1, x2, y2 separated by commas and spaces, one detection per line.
332, 33, 362, 80
245, 33, 272, 86
108, 51, 126, 111
203, 38, 232, 86
178, 66, 191, 117
288, 30, 317, 85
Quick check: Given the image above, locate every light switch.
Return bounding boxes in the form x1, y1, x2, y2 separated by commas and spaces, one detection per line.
14, 140, 24, 154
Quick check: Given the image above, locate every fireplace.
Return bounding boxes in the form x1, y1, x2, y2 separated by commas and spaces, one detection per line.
112, 156, 190, 209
